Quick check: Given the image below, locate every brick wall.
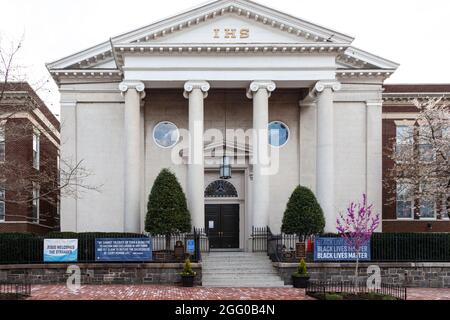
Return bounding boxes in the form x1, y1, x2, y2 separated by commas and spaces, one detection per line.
381, 98, 450, 233
0, 84, 60, 234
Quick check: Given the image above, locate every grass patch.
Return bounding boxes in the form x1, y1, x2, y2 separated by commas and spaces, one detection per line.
309, 292, 399, 301
0, 293, 28, 300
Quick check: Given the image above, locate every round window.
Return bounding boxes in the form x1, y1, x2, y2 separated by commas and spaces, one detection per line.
268, 121, 289, 147
153, 121, 180, 148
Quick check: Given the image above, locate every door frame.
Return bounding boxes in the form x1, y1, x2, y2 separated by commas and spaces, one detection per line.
205, 203, 240, 249
204, 168, 247, 251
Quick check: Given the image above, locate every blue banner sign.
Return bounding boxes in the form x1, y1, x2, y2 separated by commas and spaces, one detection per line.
95, 238, 152, 262
314, 237, 371, 262
186, 239, 195, 254
44, 239, 78, 262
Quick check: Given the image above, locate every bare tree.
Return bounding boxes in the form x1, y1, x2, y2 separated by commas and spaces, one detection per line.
0, 35, 100, 225
385, 98, 450, 219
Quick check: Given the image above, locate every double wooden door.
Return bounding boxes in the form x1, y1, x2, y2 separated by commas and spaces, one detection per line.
205, 204, 240, 249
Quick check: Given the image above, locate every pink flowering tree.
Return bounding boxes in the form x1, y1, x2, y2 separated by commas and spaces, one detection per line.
336, 194, 380, 288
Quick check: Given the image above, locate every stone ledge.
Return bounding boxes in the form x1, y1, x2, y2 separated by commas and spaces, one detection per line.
273, 262, 450, 268
0, 263, 202, 270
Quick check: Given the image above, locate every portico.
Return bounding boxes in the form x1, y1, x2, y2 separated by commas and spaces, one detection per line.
48, 0, 398, 249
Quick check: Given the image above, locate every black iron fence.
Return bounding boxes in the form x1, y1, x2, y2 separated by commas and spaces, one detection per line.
0, 229, 204, 265
306, 281, 407, 300
0, 281, 31, 300
252, 227, 450, 263
371, 232, 450, 262
252, 227, 269, 252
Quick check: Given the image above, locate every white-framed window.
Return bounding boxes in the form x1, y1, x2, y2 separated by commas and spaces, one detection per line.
0, 186, 5, 222
33, 132, 40, 170
419, 182, 436, 219
418, 126, 435, 162
396, 182, 414, 219
32, 183, 40, 224
268, 121, 290, 147
153, 121, 180, 149
395, 125, 414, 156
439, 195, 450, 220
0, 125, 5, 162
443, 126, 450, 160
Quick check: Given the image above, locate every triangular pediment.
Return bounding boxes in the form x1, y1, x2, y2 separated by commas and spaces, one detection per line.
47, 0, 354, 70
112, 0, 354, 45
180, 140, 252, 160
47, 0, 399, 81
139, 14, 314, 45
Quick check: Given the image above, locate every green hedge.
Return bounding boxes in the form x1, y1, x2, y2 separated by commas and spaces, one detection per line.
0, 232, 144, 264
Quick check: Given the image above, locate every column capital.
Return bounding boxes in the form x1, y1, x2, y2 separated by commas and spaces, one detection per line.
366, 100, 383, 108
300, 80, 341, 106
247, 80, 276, 99
60, 100, 77, 108
183, 81, 210, 99
119, 81, 146, 98
314, 81, 342, 93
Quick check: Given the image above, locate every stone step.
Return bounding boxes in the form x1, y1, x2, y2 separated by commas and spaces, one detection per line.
201, 252, 285, 288
203, 254, 270, 259
202, 267, 276, 273
203, 274, 282, 281
202, 281, 288, 288
202, 260, 272, 268
203, 257, 272, 262
202, 256, 270, 262
204, 252, 268, 257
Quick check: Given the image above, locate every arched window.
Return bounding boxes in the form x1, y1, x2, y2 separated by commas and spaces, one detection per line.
205, 180, 238, 198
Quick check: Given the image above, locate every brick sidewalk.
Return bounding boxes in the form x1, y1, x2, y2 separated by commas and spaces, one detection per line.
28, 285, 313, 300
26, 285, 450, 300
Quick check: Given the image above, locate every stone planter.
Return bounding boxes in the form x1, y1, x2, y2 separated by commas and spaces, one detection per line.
181, 275, 195, 287
292, 275, 310, 288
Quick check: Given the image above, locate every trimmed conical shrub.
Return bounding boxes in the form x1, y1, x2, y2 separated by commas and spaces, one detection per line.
281, 186, 325, 238
145, 169, 191, 236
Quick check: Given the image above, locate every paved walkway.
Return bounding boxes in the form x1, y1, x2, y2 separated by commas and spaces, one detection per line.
26, 285, 450, 300
28, 285, 312, 300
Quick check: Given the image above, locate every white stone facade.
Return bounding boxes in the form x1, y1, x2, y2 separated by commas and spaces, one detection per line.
49, 0, 398, 249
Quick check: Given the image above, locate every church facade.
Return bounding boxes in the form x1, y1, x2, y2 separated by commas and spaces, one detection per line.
48, 0, 405, 250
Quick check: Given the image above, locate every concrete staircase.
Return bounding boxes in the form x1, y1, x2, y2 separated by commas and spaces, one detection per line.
201, 252, 288, 288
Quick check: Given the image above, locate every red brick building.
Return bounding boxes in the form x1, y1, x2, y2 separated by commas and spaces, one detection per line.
0, 82, 60, 234
382, 84, 450, 232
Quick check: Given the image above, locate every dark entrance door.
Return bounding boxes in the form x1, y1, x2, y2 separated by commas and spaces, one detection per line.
205, 204, 240, 249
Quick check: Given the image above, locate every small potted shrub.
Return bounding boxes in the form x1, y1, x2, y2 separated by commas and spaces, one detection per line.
180, 258, 196, 287
292, 258, 310, 288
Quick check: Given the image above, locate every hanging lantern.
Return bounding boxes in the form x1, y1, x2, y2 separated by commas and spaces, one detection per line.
219, 103, 232, 179
219, 154, 232, 180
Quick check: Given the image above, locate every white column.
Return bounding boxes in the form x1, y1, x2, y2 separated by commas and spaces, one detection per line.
314, 81, 341, 233
119, 81, 146, 232
184, 81, 210, 229
366, 100, 383, 232
298, 100, 317, 193
60, 100, 78, 232
247, 81, 276, 228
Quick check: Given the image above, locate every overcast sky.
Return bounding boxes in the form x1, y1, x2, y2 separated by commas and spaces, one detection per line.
1, 0, 449, 115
